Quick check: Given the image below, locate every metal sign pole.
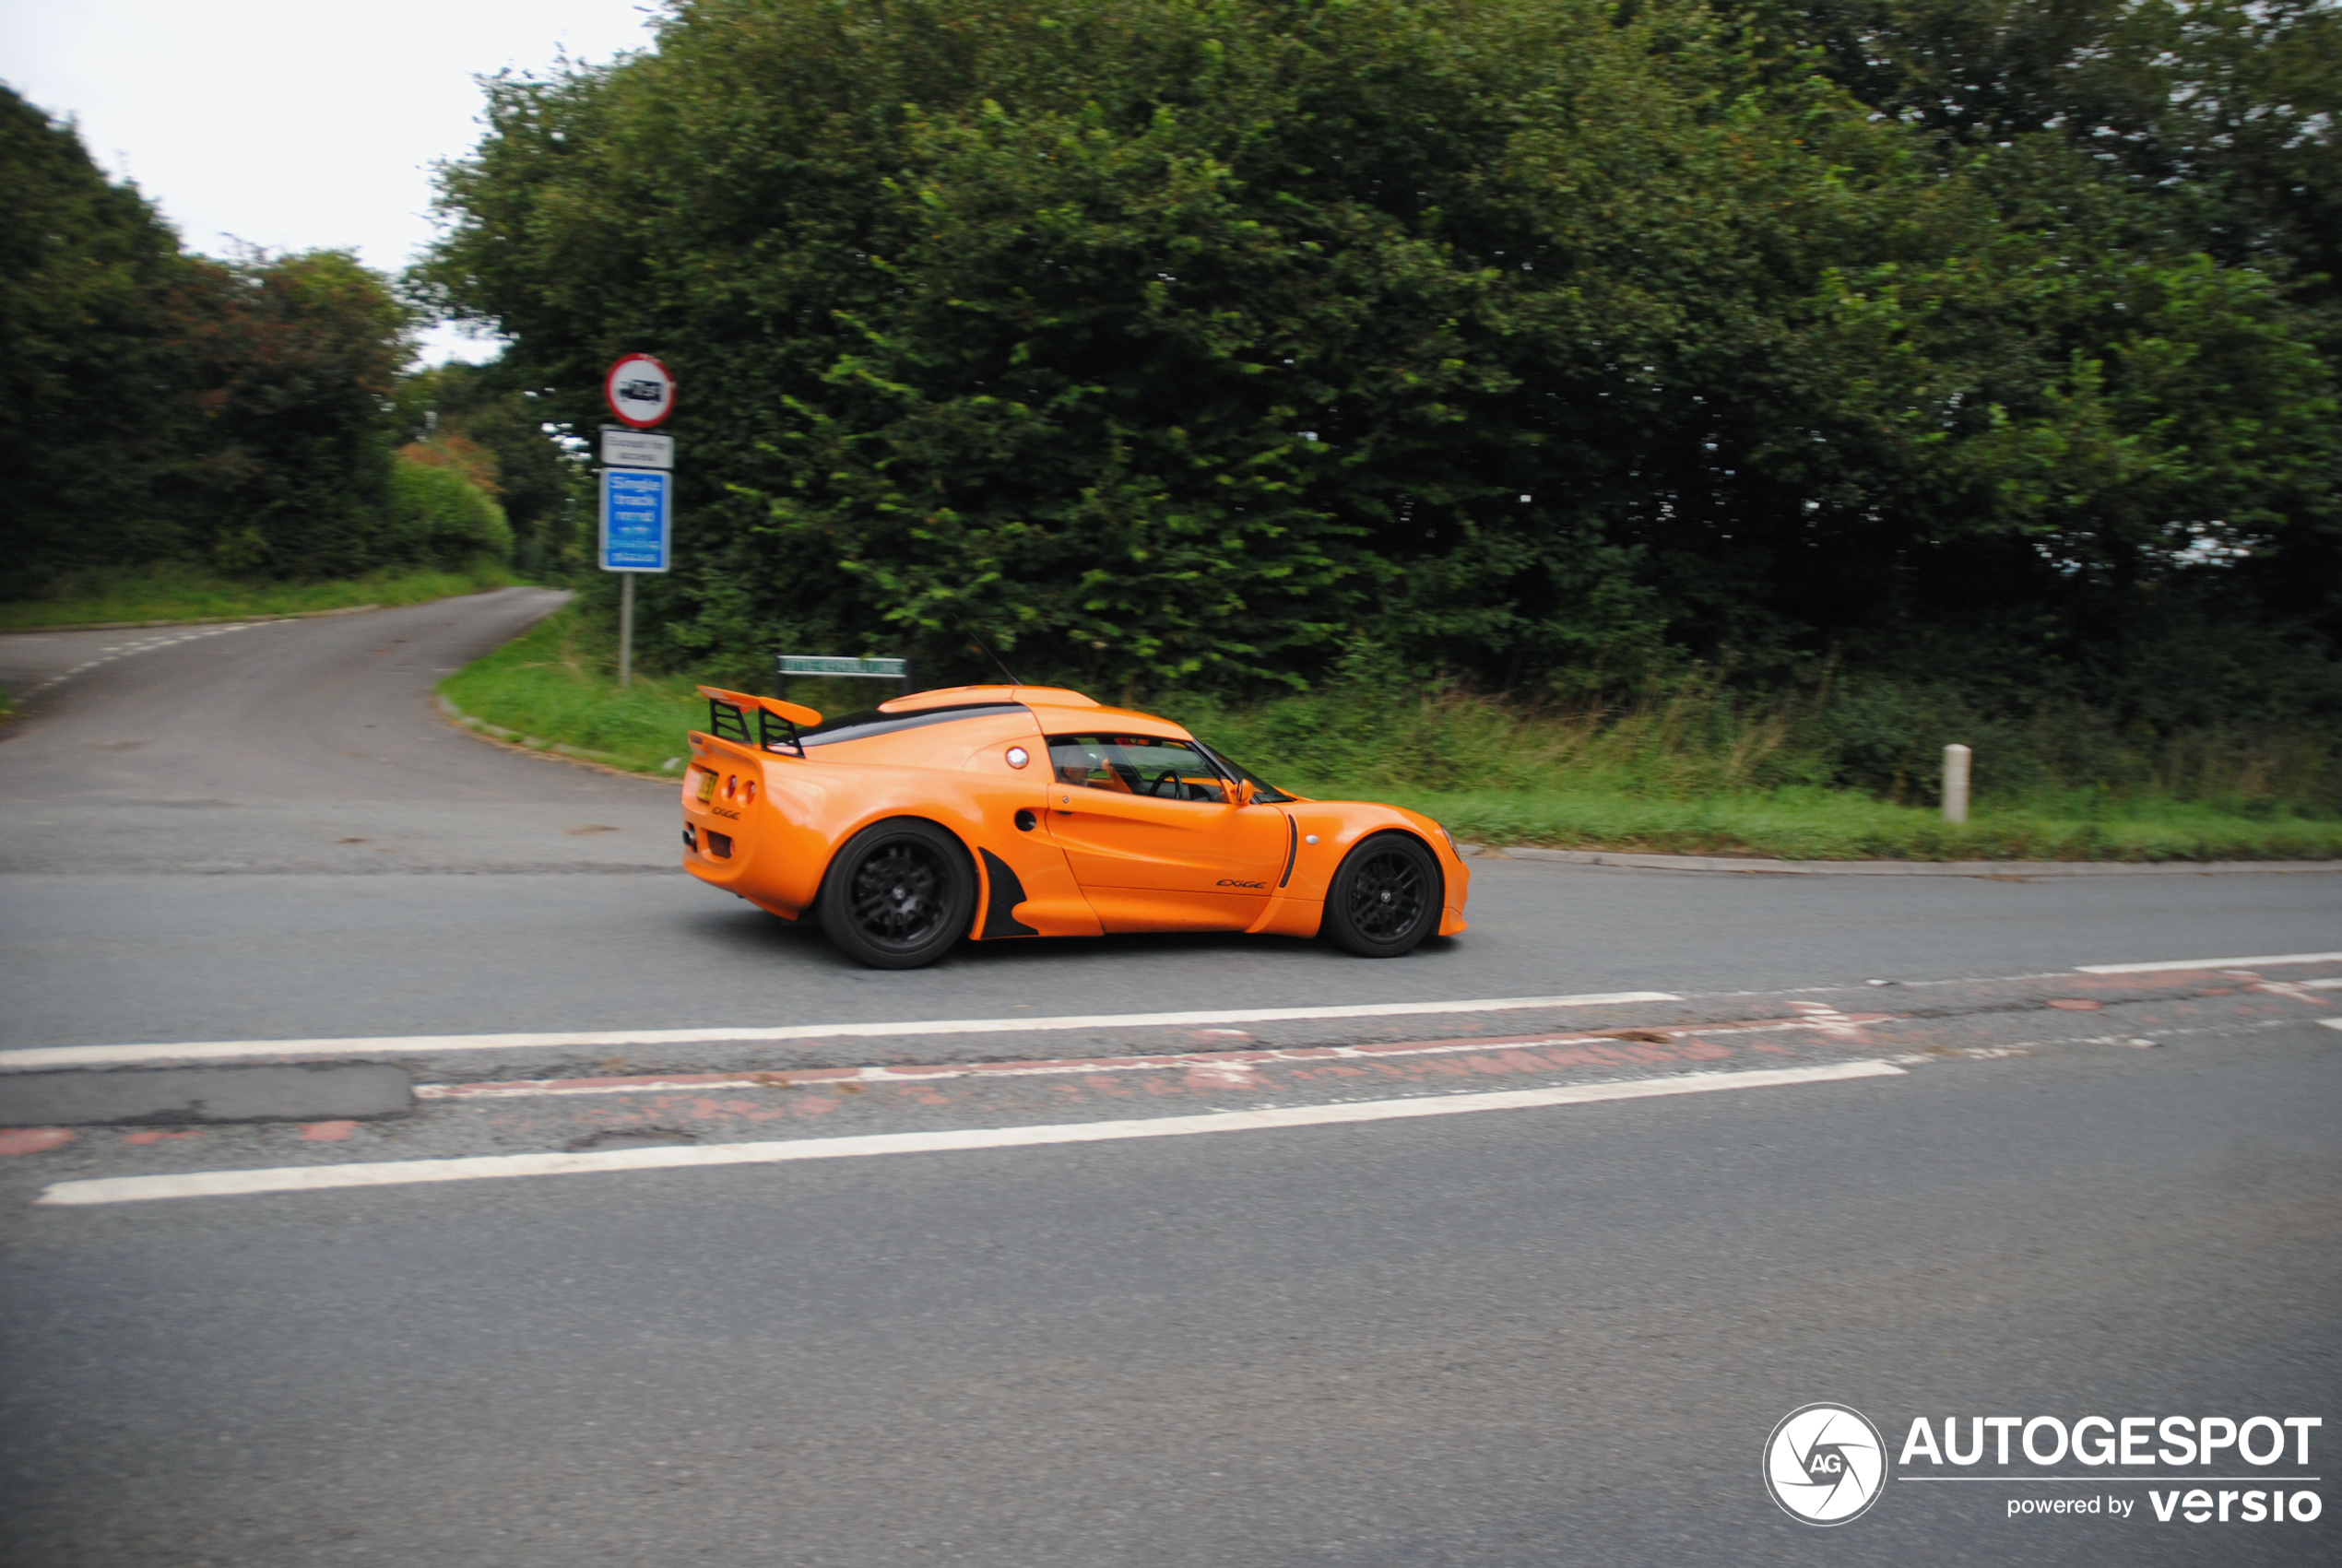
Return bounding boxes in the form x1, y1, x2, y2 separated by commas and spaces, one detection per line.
619, 573, 636, 689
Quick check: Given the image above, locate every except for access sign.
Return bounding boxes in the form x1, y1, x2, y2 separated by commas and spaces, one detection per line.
598, 469, 672, 572
599, 428, 674, 469
603, 353, 676, 429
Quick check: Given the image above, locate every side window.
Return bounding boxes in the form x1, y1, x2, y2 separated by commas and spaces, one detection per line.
1046, 735, 1230, 803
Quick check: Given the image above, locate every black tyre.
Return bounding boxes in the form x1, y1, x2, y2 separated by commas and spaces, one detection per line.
1323, 832, 1441, 958
817, 819, 976, 970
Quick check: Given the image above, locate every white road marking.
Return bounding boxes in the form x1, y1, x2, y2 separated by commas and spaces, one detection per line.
2321, 1019, 2342, 1032
0, 993, 1681, 1069
34, 1060, 1905, 1206
2074, 951, 2342, 974
15, 621, 262, 697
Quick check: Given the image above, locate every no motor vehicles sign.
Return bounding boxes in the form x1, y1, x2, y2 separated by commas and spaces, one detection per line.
603, 353, 676, 429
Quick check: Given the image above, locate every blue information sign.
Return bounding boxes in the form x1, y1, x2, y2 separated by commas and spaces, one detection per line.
598, 468, 672, 572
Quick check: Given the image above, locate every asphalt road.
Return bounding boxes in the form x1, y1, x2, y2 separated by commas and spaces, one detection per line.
2, 591, 2338, 1566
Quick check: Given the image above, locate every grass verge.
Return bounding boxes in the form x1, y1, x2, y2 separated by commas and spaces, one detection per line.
442, 607, 2342, 862
0, 562, 526, 631
1367, 785, 2342, 862
440, 605, 708, 773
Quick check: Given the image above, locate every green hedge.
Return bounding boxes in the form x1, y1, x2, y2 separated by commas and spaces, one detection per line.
385, 459, 514, 568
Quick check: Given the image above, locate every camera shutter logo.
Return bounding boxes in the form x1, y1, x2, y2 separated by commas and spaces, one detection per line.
1764, 1403, 1887, 1525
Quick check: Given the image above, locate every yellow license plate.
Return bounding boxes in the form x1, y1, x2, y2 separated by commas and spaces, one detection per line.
695, 769, 718, 804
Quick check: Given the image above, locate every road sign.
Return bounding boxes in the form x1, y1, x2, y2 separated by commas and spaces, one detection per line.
777, 655, 909, 678
600, 428, 674, 469
775, 654, 916, 700
603, 353, 676, 429
598, 468, 672, 572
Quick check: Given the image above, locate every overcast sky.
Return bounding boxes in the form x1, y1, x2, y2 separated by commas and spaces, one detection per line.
4, 0, 665, 361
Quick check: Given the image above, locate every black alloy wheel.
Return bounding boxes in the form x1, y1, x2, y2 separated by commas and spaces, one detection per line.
1324, 832, 1440, 958
817, 819, 976, 969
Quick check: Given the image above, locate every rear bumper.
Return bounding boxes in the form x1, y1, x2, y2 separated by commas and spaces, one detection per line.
680, 743, 831, 917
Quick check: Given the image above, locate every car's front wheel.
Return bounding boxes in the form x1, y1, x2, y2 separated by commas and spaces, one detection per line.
1323, 832, 1441, 958
818, 819, 976, 969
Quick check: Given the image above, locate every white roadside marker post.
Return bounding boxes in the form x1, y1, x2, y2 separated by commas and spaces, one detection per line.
1943, 743, 1971, 823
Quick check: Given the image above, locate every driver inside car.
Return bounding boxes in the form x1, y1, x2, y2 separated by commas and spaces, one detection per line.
1048, 735, 1231, 803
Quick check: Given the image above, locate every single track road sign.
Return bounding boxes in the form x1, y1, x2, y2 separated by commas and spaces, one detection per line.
599, 469, 672, 573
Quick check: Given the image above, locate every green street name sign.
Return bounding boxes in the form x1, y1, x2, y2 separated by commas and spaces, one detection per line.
776, 655, 908, 678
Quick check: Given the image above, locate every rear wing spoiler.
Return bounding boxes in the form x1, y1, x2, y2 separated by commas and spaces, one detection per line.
697, 686, 823, 758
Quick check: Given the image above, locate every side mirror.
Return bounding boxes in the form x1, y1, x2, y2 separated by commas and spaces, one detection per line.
1233, 779, 1258, 807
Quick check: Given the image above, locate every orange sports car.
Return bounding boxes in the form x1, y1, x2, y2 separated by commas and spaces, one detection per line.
680, 683, 1470, 968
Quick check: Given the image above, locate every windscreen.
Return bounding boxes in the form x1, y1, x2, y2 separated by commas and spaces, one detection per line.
1192, 741, 1295, 803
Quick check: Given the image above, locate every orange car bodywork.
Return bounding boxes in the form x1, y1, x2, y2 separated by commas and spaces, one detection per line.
679, 683, 1470, 947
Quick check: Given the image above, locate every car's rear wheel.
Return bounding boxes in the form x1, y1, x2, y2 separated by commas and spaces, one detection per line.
1323, 832, 1441, 958
818, 819, 975, 969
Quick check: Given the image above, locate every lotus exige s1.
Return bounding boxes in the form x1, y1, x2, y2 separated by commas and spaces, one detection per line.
680, 683, 1470, 969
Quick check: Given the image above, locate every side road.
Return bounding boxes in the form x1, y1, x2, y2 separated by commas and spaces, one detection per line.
0, 588, 674, 876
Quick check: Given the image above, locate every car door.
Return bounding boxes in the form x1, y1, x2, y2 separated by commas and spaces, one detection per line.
1040, 732, 1290, 931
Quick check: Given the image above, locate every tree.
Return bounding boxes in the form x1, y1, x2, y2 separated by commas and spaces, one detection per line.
0, 87, 195, 593
392, 360, 586, 575
166, 247, 418, 577
2, 88, 479, 595
1764, 0, 2342, 297
420, 0, 2340, 703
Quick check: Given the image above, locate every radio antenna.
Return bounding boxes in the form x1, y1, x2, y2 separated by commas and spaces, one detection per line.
952, 612, 1024, 688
